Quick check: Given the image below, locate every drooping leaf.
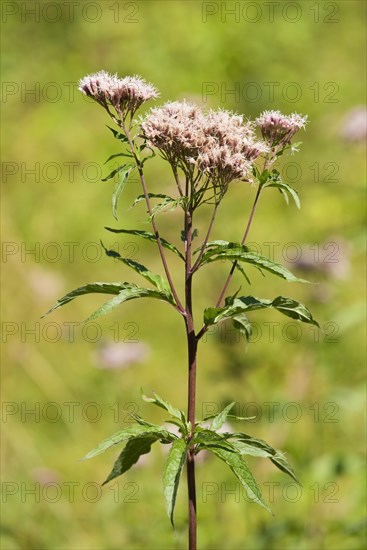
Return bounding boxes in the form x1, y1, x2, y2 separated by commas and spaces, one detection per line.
208, 447, 272, 514
232, 313, 252, 341
210, 402, 236, 432
45, 281, 176, 321
102, 436, 157, 485
203, 295, 318, 329
86, 285, 175, 322
100, 241, 172, 294
266, 181, 301, 209
234, 262, 252, 285
132, 193, 186, 218
163, 437, 187, 526
105, 227, 184, 260
270, 452, 300, 484
44, 282, 136, 316
197, 242, 309, 283
82, 424, 175, 460
102, 163, 135, 220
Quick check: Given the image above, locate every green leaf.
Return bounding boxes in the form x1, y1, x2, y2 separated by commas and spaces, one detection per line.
234, 262, 252, 285
142, 392, 184, 423
197, 242, 309, 283
204, 295, 318, 329
270, 452, 300, 484
194, 429, 236, 453
266, 181, 301, 209
44, 282, 135, 316
106, 125, 129, 143
102, 163, 135, 221
102, 436, 156, 485
86, 285, 175, 322
100, 241, 172, 294
44, 282, 175, 321
208, 447, 272, 514
82, 424, 175, 460
132, 193, 186, 218
210, 402, 236, 432
232, 313, 252, 341
259, 169, 270, 185
104, 152, 133, 163
163, 438, 187, 526
105, 227, 184, 260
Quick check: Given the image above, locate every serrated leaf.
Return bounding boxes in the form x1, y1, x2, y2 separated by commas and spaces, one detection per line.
142, 392, 184, 423
203, 295, 318, 329
270, 452, 300, 484
100, 241, 172, 294
82, 424, 175, 460
132, 193, 186, 218
209, 447, 272, 514
210, 403, 236, 432
86, 285, 175, 322
105, 227, 184, 260
163, 438, 187, 526
44, 282, 136, 316
194, 429, 236, 453
230, 440, 272, 458
197, 242, 309, 283
102, 436, 156, 485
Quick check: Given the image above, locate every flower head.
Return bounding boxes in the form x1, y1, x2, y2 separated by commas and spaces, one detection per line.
140, 100, 206, 162
256, 110, 308, 145
78, 71, 159, 119
141, 103, 268, 197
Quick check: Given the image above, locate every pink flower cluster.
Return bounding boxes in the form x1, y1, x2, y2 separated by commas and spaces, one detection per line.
141, 102, 269, 192
78, 71, 159, 119
256, 110, 308, 146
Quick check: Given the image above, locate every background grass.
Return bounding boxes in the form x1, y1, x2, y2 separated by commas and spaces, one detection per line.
1, 1, 366, 549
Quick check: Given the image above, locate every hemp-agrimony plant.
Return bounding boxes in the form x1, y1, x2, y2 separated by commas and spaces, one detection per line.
46, 71, 318, 550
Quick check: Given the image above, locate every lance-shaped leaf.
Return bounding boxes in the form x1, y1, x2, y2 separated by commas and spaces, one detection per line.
105, 227, 184, 260
102, 436, 157, 486
142, 392, 185, 424
44, 282, 176, 322
265, 181, 301, 209
86, 285, 175, 322
194, 429, 236, 453
82, 424, 175, 460
44, 282, 135, 316
204, 295, 318, 329
106, 125, 129, 143
101, 163, 135, 221
163, 437, 187, 526
270, 452, 300, 484
100, 241, 172, 295
210, 402, 236, 432
132, 193, 186, 218
232, 313, 252, 341
197, 242, 308, 283
226, 432, 300, 483
208, 447, 272, 514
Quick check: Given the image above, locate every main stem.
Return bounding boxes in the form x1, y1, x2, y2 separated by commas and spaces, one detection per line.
185, 207, 197, 550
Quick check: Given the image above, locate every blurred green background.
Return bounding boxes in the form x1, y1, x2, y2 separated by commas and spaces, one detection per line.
1, 1, 366, 549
